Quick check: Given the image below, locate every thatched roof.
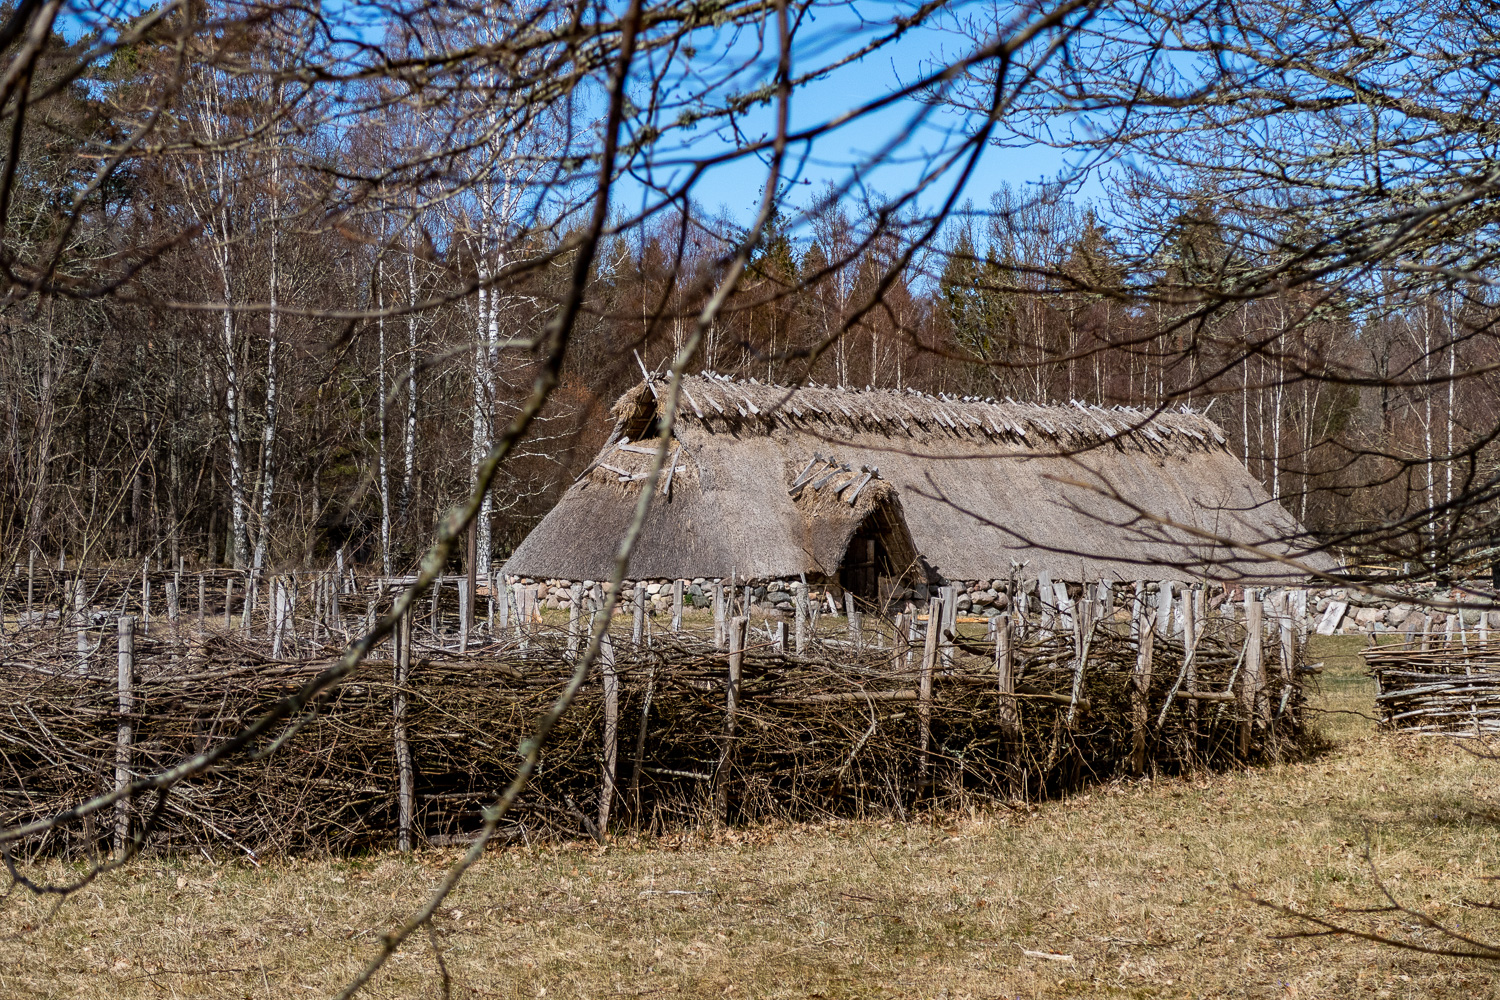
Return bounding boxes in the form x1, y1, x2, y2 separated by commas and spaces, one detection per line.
503, 375, 1339, 584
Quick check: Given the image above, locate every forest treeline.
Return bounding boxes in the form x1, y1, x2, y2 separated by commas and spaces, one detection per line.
2, 0, 1498, 580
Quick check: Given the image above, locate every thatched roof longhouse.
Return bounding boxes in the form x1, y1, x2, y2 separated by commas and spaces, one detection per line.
502, 375, 1337, 588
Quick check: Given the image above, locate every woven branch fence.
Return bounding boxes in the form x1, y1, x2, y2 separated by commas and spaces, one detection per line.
1366, 633, 1500, 735
0, 586, 1311, 859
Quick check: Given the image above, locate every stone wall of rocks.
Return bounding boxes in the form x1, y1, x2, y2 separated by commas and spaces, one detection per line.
502, 574, 1491, 636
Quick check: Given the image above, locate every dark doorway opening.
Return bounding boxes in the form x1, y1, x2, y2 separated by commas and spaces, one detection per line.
837, 504, 916, 607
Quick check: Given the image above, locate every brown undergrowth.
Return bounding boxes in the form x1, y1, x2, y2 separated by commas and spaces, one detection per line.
0, 635, 1495, 998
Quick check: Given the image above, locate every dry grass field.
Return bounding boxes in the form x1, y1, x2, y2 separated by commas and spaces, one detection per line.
0, 635, 1496, 998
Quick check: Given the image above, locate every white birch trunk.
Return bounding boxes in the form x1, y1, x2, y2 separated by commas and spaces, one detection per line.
251, 132, 281, 573
378, 258, 392, 575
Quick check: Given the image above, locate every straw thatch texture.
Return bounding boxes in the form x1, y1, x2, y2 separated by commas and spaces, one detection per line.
505, 376, 1337, 584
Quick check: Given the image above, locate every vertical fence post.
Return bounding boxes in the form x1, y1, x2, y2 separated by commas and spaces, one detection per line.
457, 576, 470, 653
1239, 593, 1263, 757
1130, 605, 1155, 775
568, 582, 583, 657
1182, 590, 1198, 745
487, 571, 495, 634
141, 560, 151, 635
465, 523, 477, 644
597, 635, 618, 842
1278, 593, 1297, 721
918, 597, 939, 792
395, 609, 413, 852
794, 582, 808, 654
937, 585, 956, 670
497, 577, 510, 631
166, 576, 180, 645
115, 615, 135, 856
328, 570, 342, 639
196, 574, 206, 635
25, 549, 34, 628
671, 580, 683, 632
995, 612, 1018, 782
717, 616, 747, 822
630, 582, 644, 647
73, 577, 90, 672
712, 581, 725, 649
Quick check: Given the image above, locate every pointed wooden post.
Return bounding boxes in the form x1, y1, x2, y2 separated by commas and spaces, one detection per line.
717, 616, 747, 821
141, 560, 151, 635
114, 615, 135, 856
713, 580, 726, 648
672, 580, 683, 632
1239, 594, 1263, 757
74, 577, 89, 673
794, 582, 809, 654
1278, 592, 1297, 721
1182, 590, 1199, 744
568, 582, 583, 657
597, 635, 619, 841
394, 609, 414, 852
995, 612, 1018, 782
918, 597, 940, 792
633, 582, 646, 647
465, 522, 478, 642
1130, 605, 1155, 775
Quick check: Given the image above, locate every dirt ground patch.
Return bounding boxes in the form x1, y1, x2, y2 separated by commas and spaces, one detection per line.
0, 634, 1496, 998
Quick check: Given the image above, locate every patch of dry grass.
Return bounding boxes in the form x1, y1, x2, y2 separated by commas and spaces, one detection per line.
1, 635, 1497, 998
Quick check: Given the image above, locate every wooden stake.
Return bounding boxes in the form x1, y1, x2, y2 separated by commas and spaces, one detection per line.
465, 522, 477, 640
773, 620, 787, 652
1183, 591, 1199, 743
717, 616, 747, 821
1130, 607, 1155, 775
141, 560, 151, 635
629, 664, 656, 828
394, 610, 413, 852
197, 574, 206, 634
672, 580, 683, 632
712, 580, 725, 649
918, 597, 939, 791
1277, 593, 1296, 721
794, 582, 809, 653
25, 549, 34, 628
597, 635, 618, 841
1239, 595, 1264, 756
995, 612, 1018, 767
566, 583, 582, 657
74, 577, 89, 673
223, 577, 234, 630
114, 615, 134, 856
458, 576, 470, 653
633, 582, 646, 647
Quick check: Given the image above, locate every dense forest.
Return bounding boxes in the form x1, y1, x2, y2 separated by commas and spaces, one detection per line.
2, 0, 1499, 581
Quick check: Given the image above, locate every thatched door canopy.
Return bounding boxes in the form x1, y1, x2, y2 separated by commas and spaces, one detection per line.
502, 375, 1337, 585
